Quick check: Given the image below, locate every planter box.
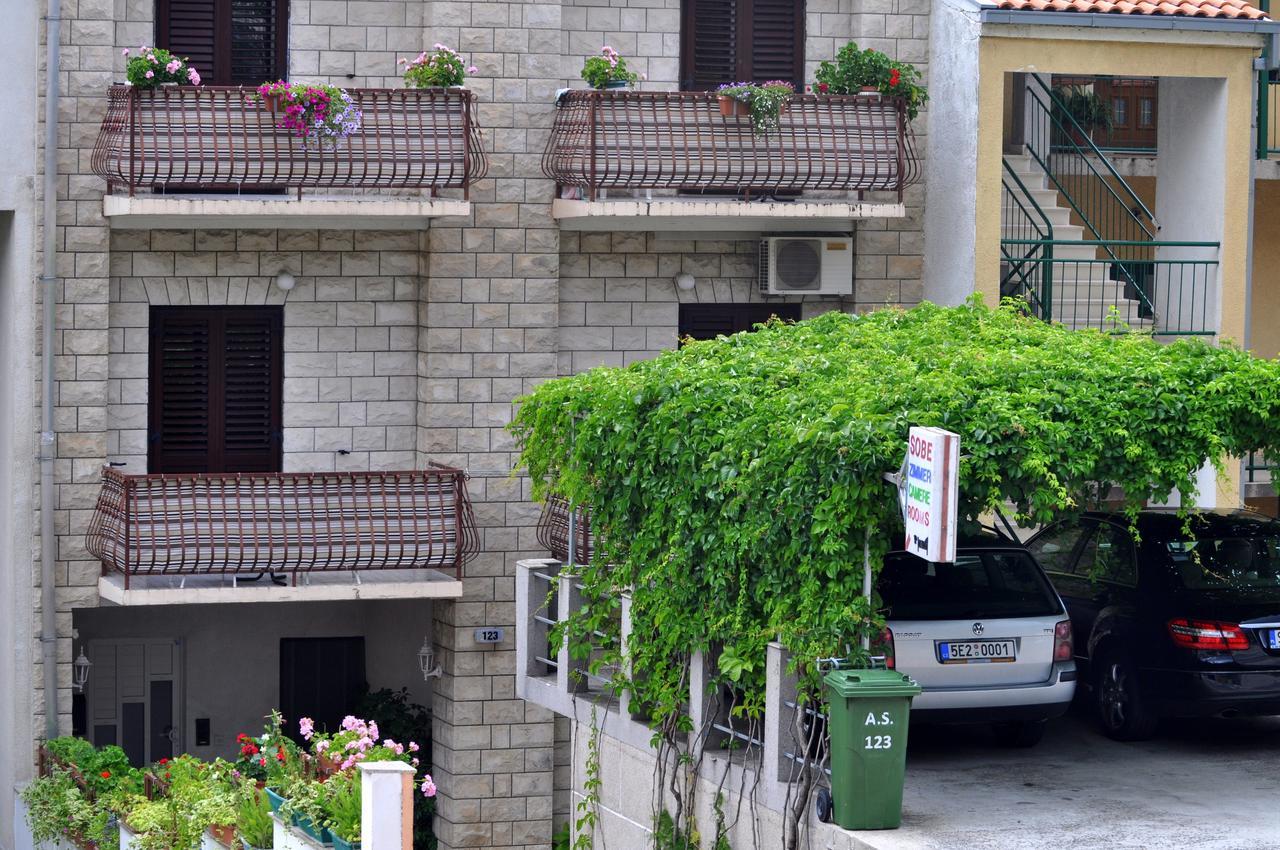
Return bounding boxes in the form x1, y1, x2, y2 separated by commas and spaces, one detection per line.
291, 814, 333, 846
331, 836, 361, 850
265, 787, 286, 814
118, 824, 138, 850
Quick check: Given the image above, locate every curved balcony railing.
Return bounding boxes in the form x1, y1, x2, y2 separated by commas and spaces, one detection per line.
91, 85, 488, 197
85, 465, 479, 587
542, 90, 919, 201
536, 495, 593, 566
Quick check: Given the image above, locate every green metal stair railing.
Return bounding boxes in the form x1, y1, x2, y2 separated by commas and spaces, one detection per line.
1000, 159, 1054, 320
1006, 76, 1219, 336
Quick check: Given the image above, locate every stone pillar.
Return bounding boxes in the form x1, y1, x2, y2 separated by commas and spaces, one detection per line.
423, 0, 562, 846
360, 761, 418, 850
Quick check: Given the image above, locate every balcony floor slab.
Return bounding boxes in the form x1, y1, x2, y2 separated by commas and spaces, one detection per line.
551, 197, 905, 232
103, 194, 471, 230
97, 569, 463, 606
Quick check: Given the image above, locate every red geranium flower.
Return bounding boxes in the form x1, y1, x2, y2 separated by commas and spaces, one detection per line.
100, 770, 111, 779
889, 69, 901, 87
276, 746, 286, 762
817, 82, 829, 94
158, 758, 169, 765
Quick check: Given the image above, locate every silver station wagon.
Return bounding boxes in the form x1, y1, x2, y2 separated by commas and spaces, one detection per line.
877, 537, 1078, 746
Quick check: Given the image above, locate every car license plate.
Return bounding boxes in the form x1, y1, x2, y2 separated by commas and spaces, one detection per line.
1266, 629, 1280, 650
938, 639, 1017, 664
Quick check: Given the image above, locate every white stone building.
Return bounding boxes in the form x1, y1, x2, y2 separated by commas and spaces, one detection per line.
1, 0, 1276, 848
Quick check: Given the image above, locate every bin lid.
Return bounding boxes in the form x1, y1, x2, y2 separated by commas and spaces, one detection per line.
824, 668, 922, 698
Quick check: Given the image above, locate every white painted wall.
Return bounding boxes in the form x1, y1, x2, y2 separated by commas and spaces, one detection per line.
1155, 76, 1227, 342
0, 0, 41, 846
73, 600, 436, 761
923, 0, 983, 307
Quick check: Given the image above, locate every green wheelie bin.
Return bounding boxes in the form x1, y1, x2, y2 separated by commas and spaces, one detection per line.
818, 668, 921, 830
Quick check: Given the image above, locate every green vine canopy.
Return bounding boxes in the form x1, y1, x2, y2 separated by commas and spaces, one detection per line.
511, 300, 1280, 722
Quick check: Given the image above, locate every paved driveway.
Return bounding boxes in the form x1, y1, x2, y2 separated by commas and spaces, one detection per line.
851, 701, 1280, 850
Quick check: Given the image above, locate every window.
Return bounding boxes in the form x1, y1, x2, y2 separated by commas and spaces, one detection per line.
878, 550, 1063, 620
1026, 522, 1088, 575
680, 0, 805, 90
1112, 97, 1129, 128
148, 306, 283, 474
1139, 97, 1155, 128
678, 304, 802, 341
157, 0, 288, 85
1077, 522, 1137, 585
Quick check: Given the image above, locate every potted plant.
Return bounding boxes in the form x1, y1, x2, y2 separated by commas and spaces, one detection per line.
276, 776, 332, 845
1052, 84, 1113, 144
255, 81, 364, 148
234, 784, 275, 850
715, 81, 795, 136
581, 46, 640, 89
813, 42, 928, 120
399, 43, 478, 88
323, 773, 361, 850
123, 46, 202, 88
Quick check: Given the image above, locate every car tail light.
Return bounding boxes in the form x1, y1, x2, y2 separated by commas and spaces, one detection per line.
1167, 618, 1250, 651
876, 627, 896, 670
1053, 620, 1073, 662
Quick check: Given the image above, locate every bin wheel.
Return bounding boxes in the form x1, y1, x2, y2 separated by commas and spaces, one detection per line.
815, 788, 833, 823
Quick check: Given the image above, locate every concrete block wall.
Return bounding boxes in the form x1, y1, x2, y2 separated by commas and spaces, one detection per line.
105, 228, 424, 474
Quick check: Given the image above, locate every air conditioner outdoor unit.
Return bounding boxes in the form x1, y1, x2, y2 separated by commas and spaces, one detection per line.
758, 237, 854, 296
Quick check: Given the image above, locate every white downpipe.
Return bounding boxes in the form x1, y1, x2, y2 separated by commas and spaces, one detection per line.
40, 0, 61, 741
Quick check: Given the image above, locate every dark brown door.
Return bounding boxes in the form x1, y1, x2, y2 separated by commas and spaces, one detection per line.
680, 0, 805, 90
156, 0, 289, 85
678, 303, 802, 341
148, 305, 283, 474
280, 637, 367, 741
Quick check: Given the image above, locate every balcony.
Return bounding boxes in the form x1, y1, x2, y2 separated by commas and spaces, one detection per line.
85, 466, 477, 605
542, 90, 918, 232
91, 85, 488, 229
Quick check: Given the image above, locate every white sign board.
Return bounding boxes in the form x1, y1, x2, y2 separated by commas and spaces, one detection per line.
903, 426, 959, 563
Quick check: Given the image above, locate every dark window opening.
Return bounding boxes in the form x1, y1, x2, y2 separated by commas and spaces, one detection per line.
680, 0, 805, 91
678, 303, 803, 342
157, 0, 288, 86
148, 306, 283, 474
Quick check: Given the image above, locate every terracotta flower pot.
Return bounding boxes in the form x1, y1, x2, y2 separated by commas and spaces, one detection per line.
262, 92, 283, 114
859, 85, 879, 94
718, 96, 750, 117
207, 824, 238, 848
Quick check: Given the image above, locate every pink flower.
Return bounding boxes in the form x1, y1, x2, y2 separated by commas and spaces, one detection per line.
165, 59, 181, 74
121, 48, 130, 56
299, 717, 315, 740
467, 66, 477, 74
420, 776, 437, 797
315, 740, 330, 754
408, 742, 420, 753
144, 70, 154, 79
368, 721, 379, 740
187, 68, 200, 85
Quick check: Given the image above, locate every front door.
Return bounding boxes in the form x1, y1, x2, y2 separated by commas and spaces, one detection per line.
279, 637, 367, 741
87, 639, 182, 767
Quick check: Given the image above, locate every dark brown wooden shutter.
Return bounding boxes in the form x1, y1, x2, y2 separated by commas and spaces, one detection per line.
681, 0, 804, 90
149, 306, 282, 474
678, 304, 802, 341
749, 0, 804, 83
157, 0, 288, 86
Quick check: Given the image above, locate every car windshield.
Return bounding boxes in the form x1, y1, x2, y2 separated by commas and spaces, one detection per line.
1162, 536, 1280, 590
879, 549, 1063, 620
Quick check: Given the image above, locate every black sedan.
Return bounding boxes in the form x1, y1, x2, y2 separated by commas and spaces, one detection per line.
1026, 509, 1280, 740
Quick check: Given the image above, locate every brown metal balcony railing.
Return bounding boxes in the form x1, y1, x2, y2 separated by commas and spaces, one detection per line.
536, 495, 593, 566
90, 85, 488, 197
542, 90, 919, 201
85, 466, 479, 588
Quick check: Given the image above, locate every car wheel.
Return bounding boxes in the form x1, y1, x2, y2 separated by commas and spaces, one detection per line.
991, 719, 1046, 748
1094, 653, 1159, 741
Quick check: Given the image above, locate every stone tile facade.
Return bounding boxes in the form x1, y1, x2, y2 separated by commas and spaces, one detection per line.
106, 228, 423, 473
32, 1, 933, 849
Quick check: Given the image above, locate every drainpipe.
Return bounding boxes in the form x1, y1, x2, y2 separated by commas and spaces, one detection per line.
40, 0, 61, 742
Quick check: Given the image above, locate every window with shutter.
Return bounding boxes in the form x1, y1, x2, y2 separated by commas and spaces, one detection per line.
156, 0, 288, 85
149, 306, 283, 474
681, 0, 804, 90
678, 304, 802, 342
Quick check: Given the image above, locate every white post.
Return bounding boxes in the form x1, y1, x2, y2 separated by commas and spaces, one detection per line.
358, 762, 416, 850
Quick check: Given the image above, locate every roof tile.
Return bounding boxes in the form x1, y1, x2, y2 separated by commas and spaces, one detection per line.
988, 0, 1268, 18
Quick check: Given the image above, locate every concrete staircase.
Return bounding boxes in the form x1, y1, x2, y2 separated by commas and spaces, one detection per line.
1001, 152, 1153, 331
